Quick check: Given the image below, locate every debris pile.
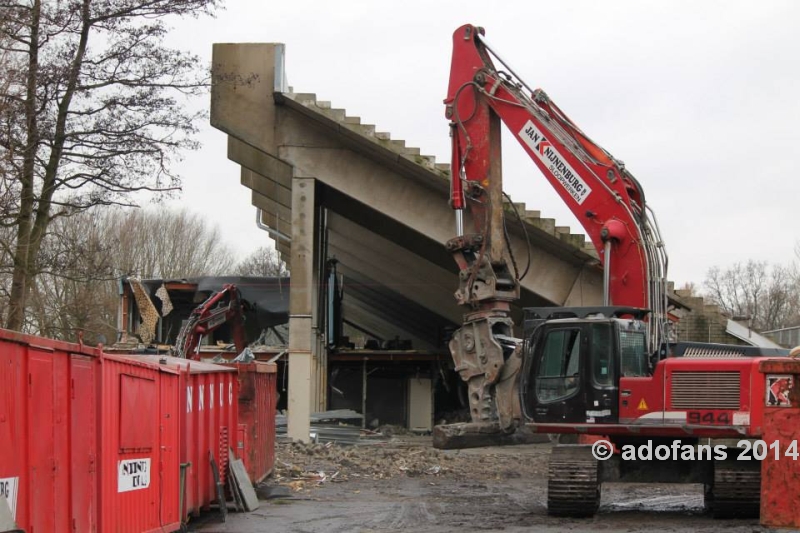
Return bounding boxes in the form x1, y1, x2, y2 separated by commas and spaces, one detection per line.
273, 440, 450, 492
276, 409, 364, 444
270, 437, 550, 494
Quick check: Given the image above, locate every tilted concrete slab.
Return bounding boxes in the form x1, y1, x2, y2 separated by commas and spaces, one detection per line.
211, 43, 603, 311
211, 42, 605, 439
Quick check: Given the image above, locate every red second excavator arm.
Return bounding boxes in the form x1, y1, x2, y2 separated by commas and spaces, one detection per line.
173, 283, 247, 361
445, 24, 668, 345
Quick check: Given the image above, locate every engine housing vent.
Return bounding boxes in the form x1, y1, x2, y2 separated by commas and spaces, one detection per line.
682, 347, 745, 358
670, 371, 741, 410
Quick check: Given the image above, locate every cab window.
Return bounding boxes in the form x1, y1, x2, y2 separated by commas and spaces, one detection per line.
620, 330, 648, 377
536, 328, 581, 402
591, 323, 613, 386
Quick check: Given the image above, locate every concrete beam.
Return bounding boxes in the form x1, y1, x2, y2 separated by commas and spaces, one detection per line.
287, 177, 315, 442
277, 240, 291, 259
254, 207, 290, 237
251, 190, 292, 226
211, 43, 282, 154
562, 265, 604, 307
329, 242, 459, 329
281, 145, 596, 306
326, 215, 461, 325
211, 43, 604, 308
334, 262, 447, 337
229, 137, 292, 189
242, 168, 292, 210
341, 297, 433, 351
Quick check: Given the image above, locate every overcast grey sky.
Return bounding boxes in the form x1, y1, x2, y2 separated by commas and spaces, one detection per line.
164, 0, 799, 288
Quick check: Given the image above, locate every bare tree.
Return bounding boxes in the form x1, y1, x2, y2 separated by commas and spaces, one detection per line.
0, 39, 20, 225
0, 0, 220, 330
19, 207, 235, 343
235, 245, 288, 278
675, 281, 699, 297
27, 209, 115, 340
102, 207, 236, 279
704, 260, 800, 331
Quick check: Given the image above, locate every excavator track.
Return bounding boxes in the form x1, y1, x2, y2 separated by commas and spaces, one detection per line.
547, 445, 600, 517
707, 457, 761, 519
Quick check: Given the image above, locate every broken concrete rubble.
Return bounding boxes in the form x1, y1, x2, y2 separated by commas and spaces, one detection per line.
269, 434, 551, 497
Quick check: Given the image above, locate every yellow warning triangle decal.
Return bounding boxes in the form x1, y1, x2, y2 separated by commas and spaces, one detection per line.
637, 398, 649, 411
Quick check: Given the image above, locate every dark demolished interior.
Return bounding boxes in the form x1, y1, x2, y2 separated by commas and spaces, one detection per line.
116, 275, 465, 431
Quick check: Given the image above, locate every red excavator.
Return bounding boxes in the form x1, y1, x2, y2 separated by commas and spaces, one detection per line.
173, 283, 247, 361
441, 23, 788, 518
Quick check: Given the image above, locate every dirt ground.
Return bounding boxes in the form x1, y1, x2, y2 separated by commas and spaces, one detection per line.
192, 435, 773, 533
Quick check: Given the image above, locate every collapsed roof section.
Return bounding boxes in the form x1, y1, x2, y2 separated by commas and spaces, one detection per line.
119, 276, 289, 349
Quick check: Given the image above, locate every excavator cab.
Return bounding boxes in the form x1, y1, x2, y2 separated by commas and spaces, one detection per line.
519, 307, 651, 426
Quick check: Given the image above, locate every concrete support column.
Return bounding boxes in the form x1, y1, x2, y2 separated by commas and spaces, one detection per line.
287, 177, 316, 442
309, 328, 325, 413
312, 331, 327, 412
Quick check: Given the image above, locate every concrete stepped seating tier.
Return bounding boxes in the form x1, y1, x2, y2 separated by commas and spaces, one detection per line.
274, 90, 601, 266
210, 43, 605, 351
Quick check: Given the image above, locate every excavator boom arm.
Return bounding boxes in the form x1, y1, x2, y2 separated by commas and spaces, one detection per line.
174, 283, 247, 360
442, 24, 669, 431
445, 24, 668, 323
